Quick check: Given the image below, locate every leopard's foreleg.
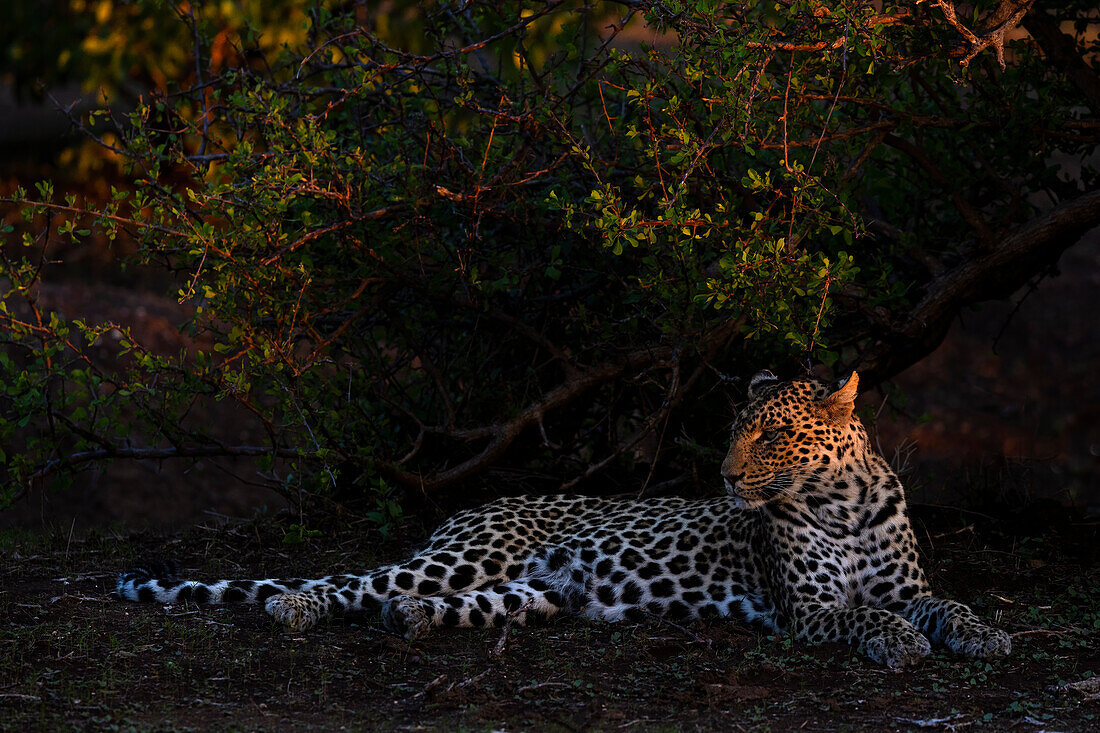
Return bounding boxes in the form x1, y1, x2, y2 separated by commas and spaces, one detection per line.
787, 605, 932, 668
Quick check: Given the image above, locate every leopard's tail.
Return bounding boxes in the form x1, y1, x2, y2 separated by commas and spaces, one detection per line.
115, 561, 333, 605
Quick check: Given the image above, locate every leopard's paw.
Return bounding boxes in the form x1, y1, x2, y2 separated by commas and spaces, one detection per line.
946, 623, 1012, 658
863, 630, 932, 669
264, 585, 334, 632
382, 596, 432, 641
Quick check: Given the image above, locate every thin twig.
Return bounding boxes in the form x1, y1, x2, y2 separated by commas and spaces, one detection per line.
492, 598, 535, 657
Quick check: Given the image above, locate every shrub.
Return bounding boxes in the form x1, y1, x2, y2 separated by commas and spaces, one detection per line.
2, 1, 1098, 514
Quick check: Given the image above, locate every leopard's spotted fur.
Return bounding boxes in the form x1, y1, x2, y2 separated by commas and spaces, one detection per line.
117, 371, 1011, 667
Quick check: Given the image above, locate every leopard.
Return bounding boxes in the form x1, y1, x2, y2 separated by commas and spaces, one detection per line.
116, 370, 1011, 668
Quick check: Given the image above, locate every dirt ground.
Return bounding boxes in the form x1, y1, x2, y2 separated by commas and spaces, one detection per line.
1, 507, 1097, 731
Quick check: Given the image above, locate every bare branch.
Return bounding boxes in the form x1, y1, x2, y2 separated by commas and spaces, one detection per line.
15, 445, 302, 506
932, 0, 1035, 69
381, 318, 742, 493
882, 133, 996, 246
855, 188, 1100, 383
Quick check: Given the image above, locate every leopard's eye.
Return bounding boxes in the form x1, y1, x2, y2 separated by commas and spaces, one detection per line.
759, 429, 779, 444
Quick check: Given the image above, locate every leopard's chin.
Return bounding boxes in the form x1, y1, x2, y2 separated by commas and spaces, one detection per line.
726, 480, 774, 510
731, 494, 764, 510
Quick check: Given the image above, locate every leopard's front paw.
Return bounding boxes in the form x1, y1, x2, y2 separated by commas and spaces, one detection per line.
264, 585, 335, 632
863, 629, 932, 669
946, 622, 1012, 658
382, 596, 432, 641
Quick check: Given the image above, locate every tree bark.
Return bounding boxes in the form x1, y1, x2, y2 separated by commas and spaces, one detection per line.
854, 189, 1100, 384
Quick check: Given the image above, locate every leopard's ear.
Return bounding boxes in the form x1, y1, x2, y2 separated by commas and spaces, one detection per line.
821, 372, 859, 424
747, 370, 778, 399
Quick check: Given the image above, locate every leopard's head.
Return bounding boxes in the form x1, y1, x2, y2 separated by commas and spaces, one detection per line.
721, 370, 860, 507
